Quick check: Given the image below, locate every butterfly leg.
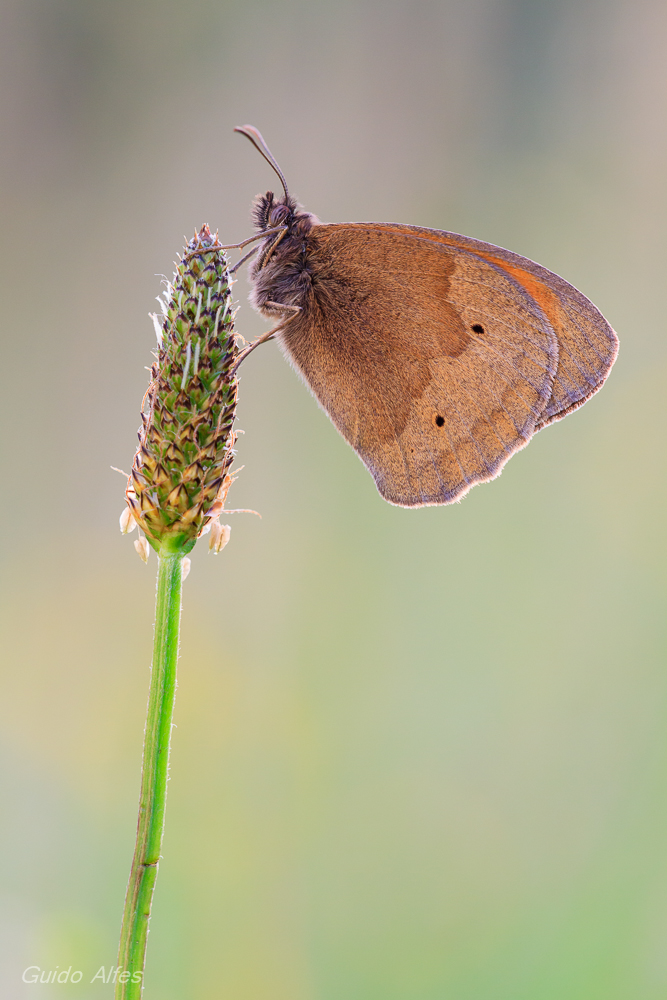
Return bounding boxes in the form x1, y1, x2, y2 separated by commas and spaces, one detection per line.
232, 303, 301, 371
183, 225, 288, 263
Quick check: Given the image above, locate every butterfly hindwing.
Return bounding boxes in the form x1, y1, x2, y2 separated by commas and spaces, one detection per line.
278, 224, 568, 506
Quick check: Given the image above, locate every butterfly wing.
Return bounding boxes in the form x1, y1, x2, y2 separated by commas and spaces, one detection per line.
277, 223, 617, 507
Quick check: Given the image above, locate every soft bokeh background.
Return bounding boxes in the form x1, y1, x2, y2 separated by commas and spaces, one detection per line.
0, 0, 665, 997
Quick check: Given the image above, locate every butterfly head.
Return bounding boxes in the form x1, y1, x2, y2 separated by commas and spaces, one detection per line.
235, 125, 318, 283
252, 189, 298, 233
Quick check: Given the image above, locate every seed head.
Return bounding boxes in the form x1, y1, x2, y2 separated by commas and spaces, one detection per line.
124, 226, 239, 555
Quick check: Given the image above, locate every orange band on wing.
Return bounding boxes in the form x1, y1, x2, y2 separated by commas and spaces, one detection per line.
476, 256, 561, 327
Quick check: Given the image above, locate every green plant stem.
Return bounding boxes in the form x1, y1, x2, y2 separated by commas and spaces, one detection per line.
116, 549, 184, 999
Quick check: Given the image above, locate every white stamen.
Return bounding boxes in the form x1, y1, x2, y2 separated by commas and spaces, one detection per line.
119, 507, 137, 534
181, 340, 192, 390
150, 313, 164, 346
134, 537, 150, 563
208, 521, 231, 555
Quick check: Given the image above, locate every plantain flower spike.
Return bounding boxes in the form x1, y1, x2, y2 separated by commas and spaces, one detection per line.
124, 226, 239, 555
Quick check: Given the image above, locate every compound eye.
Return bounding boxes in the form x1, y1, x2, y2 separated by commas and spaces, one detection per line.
269, 205, 288, 227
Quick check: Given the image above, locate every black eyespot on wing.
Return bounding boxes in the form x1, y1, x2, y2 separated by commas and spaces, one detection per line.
471, 323, 485, 334
433, 414, 445, 428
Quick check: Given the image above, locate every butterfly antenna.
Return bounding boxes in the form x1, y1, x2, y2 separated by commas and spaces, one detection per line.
234, 125, 290, 200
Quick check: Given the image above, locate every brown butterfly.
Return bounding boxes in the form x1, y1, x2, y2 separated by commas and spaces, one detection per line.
229, 125, 618, 507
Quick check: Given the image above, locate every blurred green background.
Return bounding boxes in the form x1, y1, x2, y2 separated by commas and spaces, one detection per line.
0, 0, 665, 997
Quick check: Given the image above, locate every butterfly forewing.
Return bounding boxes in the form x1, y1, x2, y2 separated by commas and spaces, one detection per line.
356, 223, 618, 429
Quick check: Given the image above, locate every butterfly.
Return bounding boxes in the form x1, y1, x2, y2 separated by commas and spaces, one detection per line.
229, 125, 618, 507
